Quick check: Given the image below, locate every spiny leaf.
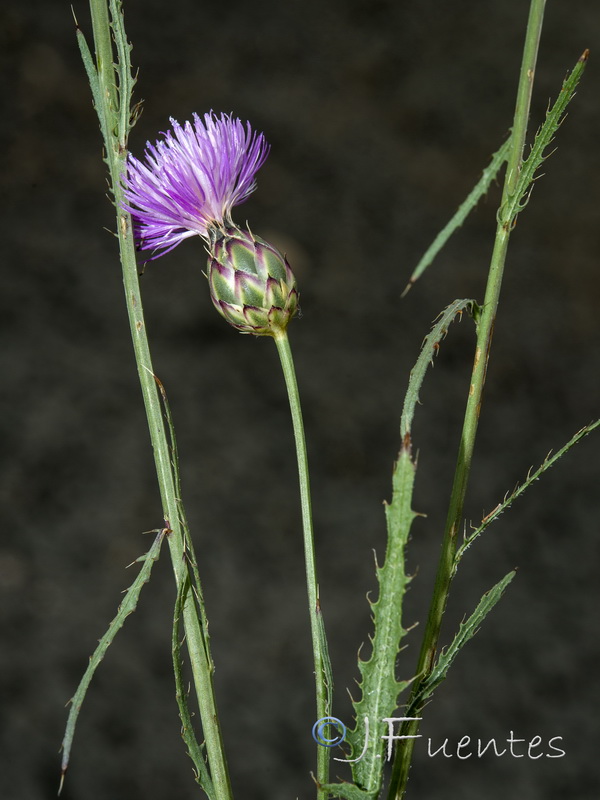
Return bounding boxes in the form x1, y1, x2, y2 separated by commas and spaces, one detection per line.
173, 575, 215, 799
154, 372, 212, 657
59, 530, 166, 792
317, 604, 334, 717
346, 445, 417, 794
321, 781, 378, 800
75, 25, 110, 154
400, 299, 478, 438
404, 50, 588, 292
453, 419, 600, 573
501, 49, 588, 227
109, 0, 138, 146
74, 24, 99, 112
344, 300, 479, 793
403, 136, 511, 294
410, 571, 515, 712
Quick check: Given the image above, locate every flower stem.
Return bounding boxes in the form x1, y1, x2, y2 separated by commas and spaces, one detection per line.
388, 1, 547, 798
85, 1, 233, 798
273, 330, 332, 799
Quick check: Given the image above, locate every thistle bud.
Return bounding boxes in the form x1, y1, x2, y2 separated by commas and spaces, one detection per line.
207, 226, 299, 336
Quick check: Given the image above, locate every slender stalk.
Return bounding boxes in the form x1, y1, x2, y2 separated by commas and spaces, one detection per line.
388, 2, 547, 798
273, 330, 331, 800
86, 1, 232, 797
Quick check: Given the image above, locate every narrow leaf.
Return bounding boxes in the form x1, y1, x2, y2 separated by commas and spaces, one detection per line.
317, 606, 334, 717
400, 299, 477, 438
75, 26, 111, 153
403, 136, 511, 294
154, 373, 212, 656
109, 0, 138, 145
502, 50, 589, 226
454, 419, 600, 572
60, 530, 166, 788
173, 575, 215, 799
410, 571, 515, 711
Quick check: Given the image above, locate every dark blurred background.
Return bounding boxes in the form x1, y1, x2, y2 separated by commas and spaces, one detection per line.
2, 1, 600, 798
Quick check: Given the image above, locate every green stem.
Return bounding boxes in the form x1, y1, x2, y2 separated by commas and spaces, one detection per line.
119, 231, 232, 800
388, 2, 547, 798
273, 330, 331, 800
86, 1, 232, 798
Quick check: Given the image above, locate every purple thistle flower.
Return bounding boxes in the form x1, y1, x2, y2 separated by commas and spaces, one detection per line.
123, 110, 298, 336
123, 111, 270, 257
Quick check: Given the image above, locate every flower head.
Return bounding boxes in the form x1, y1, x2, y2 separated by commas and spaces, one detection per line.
123, 112, 270, 257
123, 111, 298, 336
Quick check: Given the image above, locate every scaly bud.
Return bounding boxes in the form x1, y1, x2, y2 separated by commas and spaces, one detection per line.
208, 226, 299, 336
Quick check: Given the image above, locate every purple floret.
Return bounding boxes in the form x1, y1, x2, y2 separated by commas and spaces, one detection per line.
122, 111, 270, 257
